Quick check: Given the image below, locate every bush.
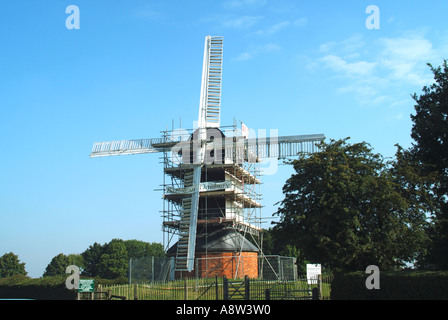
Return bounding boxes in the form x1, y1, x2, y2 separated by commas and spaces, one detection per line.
0, 275, 129, 300
331, 270, 448, 300
0, 275, 76, 300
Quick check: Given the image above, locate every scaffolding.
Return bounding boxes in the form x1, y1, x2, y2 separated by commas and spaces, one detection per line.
158, 121, 263, 273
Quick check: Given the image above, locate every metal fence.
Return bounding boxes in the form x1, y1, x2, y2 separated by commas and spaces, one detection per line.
259, 255, 296, 280
95, 275, 332, 300
128, 255, 296, 283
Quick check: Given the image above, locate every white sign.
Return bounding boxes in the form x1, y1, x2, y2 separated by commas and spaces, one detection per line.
166, 181, 232, 194
306, 264, 321, 285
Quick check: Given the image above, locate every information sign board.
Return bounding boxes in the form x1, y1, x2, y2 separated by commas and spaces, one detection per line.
78, 279, 94, 293
306, 264, 321, 285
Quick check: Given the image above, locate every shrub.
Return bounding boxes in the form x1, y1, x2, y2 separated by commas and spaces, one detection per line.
331, 270, 448, 300
0, 275, 128, 300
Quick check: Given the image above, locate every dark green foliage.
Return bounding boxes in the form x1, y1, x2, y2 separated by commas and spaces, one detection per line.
0, 252, 27, 278
44, 253, 70, 277
410, 60, 448, 270
331, 271, 448, 300
43, 253, 85, 277
0, 275, 129, 300
274, 138, 428, 272
39, 239, 165, 280
0, 275, 76, 300
97, 239, 128, 279
81, 239, 165, 279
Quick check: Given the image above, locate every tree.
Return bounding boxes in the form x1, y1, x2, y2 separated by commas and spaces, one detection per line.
0, 252, 27, 278
98, 239, 128, 279
410, 60, 448, 269
124, 240, 164, 259
43, 253, 70, 277
81, 242, 104, 277
274, 138, 428, 272
43, 253, 84, 277
81, 239, 165, 279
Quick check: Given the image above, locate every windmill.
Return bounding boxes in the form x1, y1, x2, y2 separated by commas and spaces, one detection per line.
90, 36, 325, 277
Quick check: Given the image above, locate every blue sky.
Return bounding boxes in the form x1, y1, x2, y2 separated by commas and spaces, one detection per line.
1, 0, 447, 278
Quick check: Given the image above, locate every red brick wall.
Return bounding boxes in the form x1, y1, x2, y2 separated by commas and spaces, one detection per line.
176, 252, 258, 279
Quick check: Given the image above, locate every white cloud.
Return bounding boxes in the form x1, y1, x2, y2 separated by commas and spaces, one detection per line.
234, 43, 281, 61
315, 32, 448, 108
377, 36, 436, 86
256, 21, 290, 35
133, 8, 162, 20
223, 0, 267, 8
221, 15, 262, 29
253, 18, 307, 36
235, 52, 253, 61
293, 18, 308, 27
322, 55, 377, 77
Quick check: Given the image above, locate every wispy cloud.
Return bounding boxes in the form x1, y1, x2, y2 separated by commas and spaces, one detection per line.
314, 32, 448, 107
202, 14, 262, 30
254, 21, 290, 35
221, 15, 262, 29
132, 7, 163, 20
223, 0, 267, 9
234, 43, 281, 61
377, 36, 436, 86
253, 18, 307, 36
322, 55, 377, 77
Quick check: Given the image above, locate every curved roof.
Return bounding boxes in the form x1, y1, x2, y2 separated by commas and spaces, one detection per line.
167, 228, 259, 254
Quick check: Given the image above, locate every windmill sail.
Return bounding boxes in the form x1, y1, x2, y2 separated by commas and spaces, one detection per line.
174, 36, 224, 271
198, 36, 223, 129
90, 134, 325, 159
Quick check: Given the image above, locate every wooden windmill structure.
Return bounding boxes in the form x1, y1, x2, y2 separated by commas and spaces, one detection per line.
90, 36, 325, 278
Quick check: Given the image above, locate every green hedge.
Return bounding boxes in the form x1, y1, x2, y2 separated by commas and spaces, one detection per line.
0, 275, 128, 300
331, 270, 448, 300
0, 275, 76, 300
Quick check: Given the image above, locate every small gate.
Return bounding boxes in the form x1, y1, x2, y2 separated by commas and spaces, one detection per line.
223, 275, 249, 300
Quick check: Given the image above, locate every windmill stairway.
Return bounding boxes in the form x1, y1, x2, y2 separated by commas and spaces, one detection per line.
175, 167, 201, 271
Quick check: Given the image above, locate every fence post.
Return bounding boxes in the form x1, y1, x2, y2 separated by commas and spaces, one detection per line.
215, 276, 219, 300
223, 276, 229, 300
151, 257, 154, 283
129, 258, 132, 284
134, 283, 138, 300
184, 279, 188, 300
265, 288, 270, 300
244, 275, 250, 300
318, 274, 322, 299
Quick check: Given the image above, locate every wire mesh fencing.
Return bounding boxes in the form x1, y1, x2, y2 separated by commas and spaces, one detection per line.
128, 255, 297, 283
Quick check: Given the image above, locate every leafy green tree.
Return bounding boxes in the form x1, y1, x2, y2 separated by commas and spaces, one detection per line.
409, 60, 448, 270
43, 253, 85, 277
0, 252, 27, 278
81, 239, 165, 279
81, 242, 104, 277
124, 240, 164, 259
67, 254, 85, 272
98, 239, 128, 279
274, 138, 428, 272
43, 253, 70, 277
